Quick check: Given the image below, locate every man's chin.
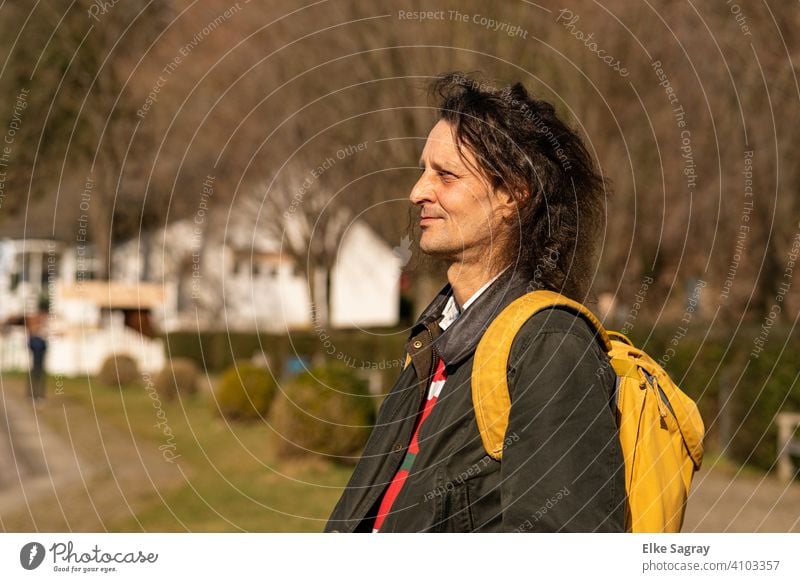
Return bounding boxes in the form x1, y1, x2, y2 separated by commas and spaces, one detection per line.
418, 238, 458, 259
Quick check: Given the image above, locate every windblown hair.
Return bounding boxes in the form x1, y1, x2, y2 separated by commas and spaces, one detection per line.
429, 71, 609, 301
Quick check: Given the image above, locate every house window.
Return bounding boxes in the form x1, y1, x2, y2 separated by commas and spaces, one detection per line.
75, 247, 98, 283
10, 253, 30, 290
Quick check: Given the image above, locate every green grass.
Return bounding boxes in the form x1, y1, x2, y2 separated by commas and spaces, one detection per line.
21, 373, 355, 532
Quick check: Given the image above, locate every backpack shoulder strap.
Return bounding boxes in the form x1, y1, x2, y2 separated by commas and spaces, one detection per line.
472, 290, 612, 460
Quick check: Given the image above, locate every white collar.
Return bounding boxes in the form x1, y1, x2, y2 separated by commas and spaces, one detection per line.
439, 266, 509, 331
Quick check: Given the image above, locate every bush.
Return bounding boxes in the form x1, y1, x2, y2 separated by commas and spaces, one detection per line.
155, 358, 200, 400
272, 362, 375, 463
160, 330, 407, 375
214, 361, 277, 420
97, 353, 139, 387
728, 339, 800, 471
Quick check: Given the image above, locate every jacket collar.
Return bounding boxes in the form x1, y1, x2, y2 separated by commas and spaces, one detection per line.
409, 266, 534, 369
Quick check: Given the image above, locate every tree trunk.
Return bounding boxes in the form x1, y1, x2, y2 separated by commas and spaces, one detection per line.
89, 169, 114, 281
309, 265, 330, 329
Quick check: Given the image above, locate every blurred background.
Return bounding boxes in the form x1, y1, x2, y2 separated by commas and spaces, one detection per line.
0, 0, 798, 532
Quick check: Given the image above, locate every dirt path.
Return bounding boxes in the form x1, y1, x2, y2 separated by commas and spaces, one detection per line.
683, 457, 800, 532
0, 378, 184, 531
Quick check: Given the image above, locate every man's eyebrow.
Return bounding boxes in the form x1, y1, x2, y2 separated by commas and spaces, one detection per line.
418, 157, 457, 170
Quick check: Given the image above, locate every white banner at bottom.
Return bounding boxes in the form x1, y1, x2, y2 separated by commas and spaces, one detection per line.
1, 533, 798, 580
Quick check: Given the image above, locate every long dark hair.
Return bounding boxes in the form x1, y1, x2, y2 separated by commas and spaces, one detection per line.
429, 71, 609, 301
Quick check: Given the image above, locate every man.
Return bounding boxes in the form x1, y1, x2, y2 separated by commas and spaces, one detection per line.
27, 312, 48, 407
325, 72, 625, 532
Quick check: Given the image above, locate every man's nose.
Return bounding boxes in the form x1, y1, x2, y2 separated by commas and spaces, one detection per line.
409, 174, 435, 205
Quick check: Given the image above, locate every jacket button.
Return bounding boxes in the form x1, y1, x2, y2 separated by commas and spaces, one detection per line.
393, 443, 404, 452
412, 340, 423, 349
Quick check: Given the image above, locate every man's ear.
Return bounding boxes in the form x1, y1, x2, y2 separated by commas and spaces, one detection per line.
494, 185, 522, 221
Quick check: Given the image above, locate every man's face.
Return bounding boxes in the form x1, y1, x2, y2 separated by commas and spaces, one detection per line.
410, 120, 515, 264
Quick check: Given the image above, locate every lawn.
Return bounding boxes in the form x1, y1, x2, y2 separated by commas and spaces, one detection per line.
1, 372, 354, 532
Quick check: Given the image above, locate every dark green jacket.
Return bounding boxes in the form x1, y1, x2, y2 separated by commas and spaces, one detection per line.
325, 268, 626, 532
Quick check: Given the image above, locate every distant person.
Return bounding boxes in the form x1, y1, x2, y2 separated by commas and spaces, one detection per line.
325, 72, 624, 532
26, 313, 48, 406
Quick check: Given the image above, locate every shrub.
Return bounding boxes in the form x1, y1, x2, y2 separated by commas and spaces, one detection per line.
97, 353, 139, 387
159, 330, 406, 374
155, 358, 200, 400
214, 361, 277, 420
728, 339, 800, 471
272, 362, 375, 463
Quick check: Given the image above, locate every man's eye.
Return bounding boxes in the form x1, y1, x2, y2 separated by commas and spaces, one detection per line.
438, 170, 455, 179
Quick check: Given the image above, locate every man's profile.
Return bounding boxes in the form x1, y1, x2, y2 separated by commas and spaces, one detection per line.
325, 71, 625, 533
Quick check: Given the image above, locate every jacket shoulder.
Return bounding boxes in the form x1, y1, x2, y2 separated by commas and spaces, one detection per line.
504, 307, 606, 366
502, 308, 615, 400
514, 307, 600, 342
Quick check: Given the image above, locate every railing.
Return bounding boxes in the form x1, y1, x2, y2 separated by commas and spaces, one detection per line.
0, 326, 165, 376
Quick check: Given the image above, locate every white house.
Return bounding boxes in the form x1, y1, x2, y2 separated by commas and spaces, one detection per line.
0, 218, 401, 375
111, 217, 401, 333
0, 238, 167, 375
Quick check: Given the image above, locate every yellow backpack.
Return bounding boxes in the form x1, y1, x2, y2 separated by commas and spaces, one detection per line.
471, 290, 705, 532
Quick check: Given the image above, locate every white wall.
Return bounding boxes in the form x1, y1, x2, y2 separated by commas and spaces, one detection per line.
330, 221, 401, 328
